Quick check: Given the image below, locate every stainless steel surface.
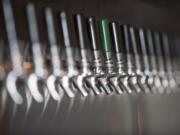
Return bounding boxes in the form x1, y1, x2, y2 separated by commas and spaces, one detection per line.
5, 93, 180, 135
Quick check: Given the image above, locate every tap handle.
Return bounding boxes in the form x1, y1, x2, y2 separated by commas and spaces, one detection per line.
87, 16, 100, 51
75, 13, 88, 49
99, 19, 112, 53
45, 7, 62, 75
138, 28, 150, 71
161, 33, 172, 72
121, 25, 133, 55
153, 32, 165, 72
129, 27, 142, 56
110, 22, 126, 54
60, 11, 77, 74
26, 3, 44, 76
2, 0, 22, 74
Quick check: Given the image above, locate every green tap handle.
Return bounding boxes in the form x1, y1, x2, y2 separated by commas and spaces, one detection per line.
99, 19, 112, 53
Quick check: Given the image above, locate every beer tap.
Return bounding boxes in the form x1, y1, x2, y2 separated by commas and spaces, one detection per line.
128, 26, 144, 93
138, 28, 151, 93
3, 0, 24, 104
45, 7, 63, 100
161, 33, 177, 92
146, 30, 159, 92
59, 11, 78, 98
26, 3, 47, 102
153, 32, 167, 93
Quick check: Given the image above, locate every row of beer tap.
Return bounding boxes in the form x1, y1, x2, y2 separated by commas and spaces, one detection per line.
1, 0, 180, 105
